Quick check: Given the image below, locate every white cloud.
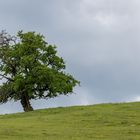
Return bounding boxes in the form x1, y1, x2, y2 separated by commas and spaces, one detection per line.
131, 96, 140, 102
93, 13, 116, 26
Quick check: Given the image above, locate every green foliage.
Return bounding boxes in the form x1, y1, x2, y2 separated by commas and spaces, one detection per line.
0, 31, 79, 110
0, 102, 140, 139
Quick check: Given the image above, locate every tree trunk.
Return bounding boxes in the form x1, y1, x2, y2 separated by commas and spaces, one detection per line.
20, 93, 33, 112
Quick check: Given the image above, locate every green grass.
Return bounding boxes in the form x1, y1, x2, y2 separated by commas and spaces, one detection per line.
0, 102, 140, 140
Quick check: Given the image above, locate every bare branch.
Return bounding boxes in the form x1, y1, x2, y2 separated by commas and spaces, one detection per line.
0, 30, 16, 46
0, 73, 13, 81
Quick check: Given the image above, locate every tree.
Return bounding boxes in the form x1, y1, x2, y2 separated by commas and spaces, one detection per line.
0, 31, 79, 112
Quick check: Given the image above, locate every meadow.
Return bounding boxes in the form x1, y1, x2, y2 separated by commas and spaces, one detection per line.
0, 102, 140, 139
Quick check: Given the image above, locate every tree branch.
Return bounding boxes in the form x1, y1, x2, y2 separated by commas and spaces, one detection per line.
0, 74, 13, 81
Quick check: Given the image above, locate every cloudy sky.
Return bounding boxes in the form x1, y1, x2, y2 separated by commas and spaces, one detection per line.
0, 0, 140, 114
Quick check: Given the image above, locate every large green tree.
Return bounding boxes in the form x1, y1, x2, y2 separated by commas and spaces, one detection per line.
0, 31, 79, 112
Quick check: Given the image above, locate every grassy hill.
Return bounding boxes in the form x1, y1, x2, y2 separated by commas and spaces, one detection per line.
0, 102, 140, 140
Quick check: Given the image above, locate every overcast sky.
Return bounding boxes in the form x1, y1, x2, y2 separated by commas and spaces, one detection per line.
0, 0, 140, 114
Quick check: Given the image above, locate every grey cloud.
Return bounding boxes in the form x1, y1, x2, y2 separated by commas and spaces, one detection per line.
0, 0, 140, 114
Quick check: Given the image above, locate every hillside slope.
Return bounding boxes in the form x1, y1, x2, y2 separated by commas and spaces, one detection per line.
0, 102, 140, 140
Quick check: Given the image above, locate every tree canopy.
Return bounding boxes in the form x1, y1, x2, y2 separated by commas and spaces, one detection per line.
0, 31, 79, 112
